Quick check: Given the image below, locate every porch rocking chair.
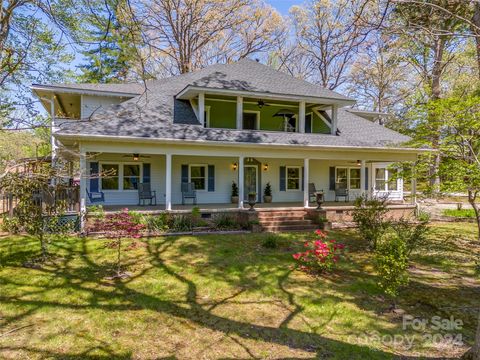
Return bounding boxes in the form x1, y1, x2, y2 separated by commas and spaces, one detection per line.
86, 189, 105, 204
138, 183, 157, 206
308, 183, 318, 203
334, 184, 349, 202
181, 182, 197, 205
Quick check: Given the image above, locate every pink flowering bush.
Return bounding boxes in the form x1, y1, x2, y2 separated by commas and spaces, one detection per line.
292, 230, 345, 274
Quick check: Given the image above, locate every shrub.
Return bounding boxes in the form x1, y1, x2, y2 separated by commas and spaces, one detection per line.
170, 215, 192, 232
231, 181, 239, 197
144, 214, 169, 233
417, 209, 431, 222
264, 182, 272, 197
213, 213, 238, 230
292, 230, 345, 274
352, 194, 390, 250
191, 207, 201, 227
390, 217, 430, 256
1, 215, 21, 234
374, 234, 409, 299
262, 234, 279, 249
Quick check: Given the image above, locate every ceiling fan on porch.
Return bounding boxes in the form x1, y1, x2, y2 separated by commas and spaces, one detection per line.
122, 153, 151, 161
256, 100, 271, 108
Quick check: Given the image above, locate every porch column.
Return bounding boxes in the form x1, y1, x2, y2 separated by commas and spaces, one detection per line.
360, 160, 366, 196
79, 149, 87, 232
165, 153, 172, 210
198, 92, 205, 127
331, 104, 338, 135
236, 96, 243, 130
299, 101, 306, 133
304, 158, 310, 207
411, 164, 417, 205
238, 156, 244, 208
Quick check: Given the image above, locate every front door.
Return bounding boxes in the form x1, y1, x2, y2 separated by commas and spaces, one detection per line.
244, 165, 258, 201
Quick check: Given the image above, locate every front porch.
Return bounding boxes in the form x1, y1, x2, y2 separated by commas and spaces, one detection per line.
100, 201, 358, 213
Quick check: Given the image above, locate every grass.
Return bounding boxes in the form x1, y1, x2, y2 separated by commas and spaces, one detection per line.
443, 208, 477, 218
0, 223, 478, 359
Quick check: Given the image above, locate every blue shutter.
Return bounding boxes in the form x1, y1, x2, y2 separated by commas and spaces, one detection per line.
279, 166, 286, 191
181, 165, 188, 184
302, 167, 305, 191
89, 162, 99, 192
365, 167, 369, 190
143, 163, 151, 183
208, 165, 215, 192
329, 167, 335, 191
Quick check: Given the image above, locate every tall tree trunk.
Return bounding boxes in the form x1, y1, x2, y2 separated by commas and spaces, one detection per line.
428, 37, 445, 194
472, 2, 480, 79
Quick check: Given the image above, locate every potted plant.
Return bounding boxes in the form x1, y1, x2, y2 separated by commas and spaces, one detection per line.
231, 181, 239, 204
263, 182, 272, 203
248, 192, 257, 210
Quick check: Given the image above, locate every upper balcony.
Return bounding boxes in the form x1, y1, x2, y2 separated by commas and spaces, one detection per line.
176, 87, 350, 135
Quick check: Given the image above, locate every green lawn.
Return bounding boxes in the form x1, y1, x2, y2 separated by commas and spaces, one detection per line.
443, 208, 477, 218
0, 223, 478, 359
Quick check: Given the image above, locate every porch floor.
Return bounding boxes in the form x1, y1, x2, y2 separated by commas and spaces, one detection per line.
98, 201, 363, 214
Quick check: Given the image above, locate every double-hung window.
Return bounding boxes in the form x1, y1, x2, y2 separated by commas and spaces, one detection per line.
375, 168, 398, 191
189, 165, 207, 190
286, 166, 301, 190
336, 167, 361, 190
100, 163, 142, 191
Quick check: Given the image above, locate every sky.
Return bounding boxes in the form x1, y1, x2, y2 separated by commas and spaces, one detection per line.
266, 0, 301, 14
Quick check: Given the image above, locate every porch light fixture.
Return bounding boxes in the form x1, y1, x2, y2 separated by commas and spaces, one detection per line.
263, 163, 269, 171
356, 160, 361, 166
133, 153, 139, 161
232, 162, 238, 171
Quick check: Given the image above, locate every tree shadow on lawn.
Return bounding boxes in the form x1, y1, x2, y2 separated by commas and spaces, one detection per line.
0, 233, 469, 359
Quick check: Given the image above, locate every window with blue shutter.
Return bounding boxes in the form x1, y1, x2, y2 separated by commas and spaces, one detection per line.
208, 165, 215, 192
143, 163, 151, 184
279, 166, 286, 191
89, 162, 99, 192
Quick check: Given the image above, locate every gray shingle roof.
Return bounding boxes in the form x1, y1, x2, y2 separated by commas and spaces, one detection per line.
52, 59, 412, 149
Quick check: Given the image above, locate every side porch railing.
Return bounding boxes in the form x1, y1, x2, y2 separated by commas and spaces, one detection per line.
0, 186, 80, 216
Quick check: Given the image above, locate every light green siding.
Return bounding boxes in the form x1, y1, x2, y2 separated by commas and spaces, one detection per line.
204, 99, 331, 134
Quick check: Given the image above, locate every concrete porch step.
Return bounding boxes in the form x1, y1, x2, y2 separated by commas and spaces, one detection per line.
262, 224, 318, 232
258, 219, 313, 226
257, 210, 307, 216
257, 215, 307, 221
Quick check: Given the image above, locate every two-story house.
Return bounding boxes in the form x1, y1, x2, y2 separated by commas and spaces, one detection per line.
32, 59, 424, 217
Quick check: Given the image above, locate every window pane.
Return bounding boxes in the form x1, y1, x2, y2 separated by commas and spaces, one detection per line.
288, 178, 300, 190
350, 168, 360, 189
190, 166, 205, 178
191, 178, 205, 190
124, 165, 140, 177
375, 168, 386, 191
124, 177, 139, 190
287, 167, 299, 178
336, 168, 347, 188
101, 164, 119, 190
387, 169, 398, 191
